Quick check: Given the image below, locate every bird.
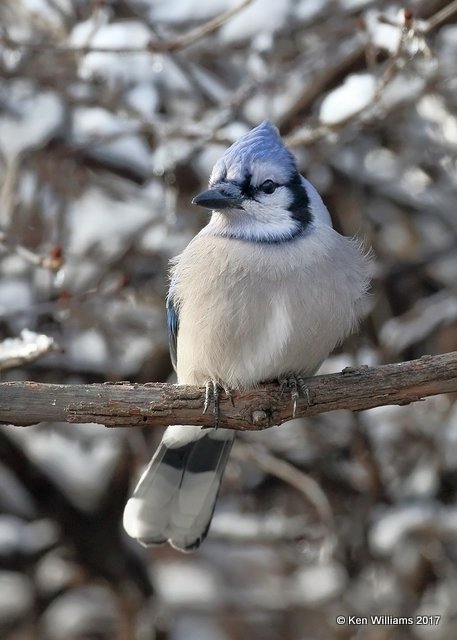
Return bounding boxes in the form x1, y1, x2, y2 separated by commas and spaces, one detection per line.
123, 121, 372, 552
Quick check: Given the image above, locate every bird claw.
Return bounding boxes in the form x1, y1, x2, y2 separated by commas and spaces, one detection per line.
203, 380, 216, 415
279, 375, 312, 417
203, 380, 233, 428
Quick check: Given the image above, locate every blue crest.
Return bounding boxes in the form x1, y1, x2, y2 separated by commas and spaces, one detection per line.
210, 121, 297, 186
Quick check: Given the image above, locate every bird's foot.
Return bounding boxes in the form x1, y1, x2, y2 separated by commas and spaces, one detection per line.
279, 375, 311, 418
203, 380, 234, 428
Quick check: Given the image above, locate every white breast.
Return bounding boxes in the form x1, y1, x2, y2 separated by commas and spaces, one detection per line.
172, 226, 371, 388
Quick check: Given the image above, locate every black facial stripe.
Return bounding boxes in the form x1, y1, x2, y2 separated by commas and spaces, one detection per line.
239, 173, 255, 198
239, 174, 279, 202
287, 173, 312, 227
215, 173, 312, 230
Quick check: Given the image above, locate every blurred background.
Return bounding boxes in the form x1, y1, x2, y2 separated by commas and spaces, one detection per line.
0, 0, 457, 638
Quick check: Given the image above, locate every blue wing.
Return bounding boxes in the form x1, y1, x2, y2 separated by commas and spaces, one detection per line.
166, 287, 179, 372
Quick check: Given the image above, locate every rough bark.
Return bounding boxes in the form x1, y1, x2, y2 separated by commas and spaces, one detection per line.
1, 352, 456, 430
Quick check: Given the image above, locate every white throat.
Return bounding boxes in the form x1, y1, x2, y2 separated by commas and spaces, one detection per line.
201, 209, 303, 243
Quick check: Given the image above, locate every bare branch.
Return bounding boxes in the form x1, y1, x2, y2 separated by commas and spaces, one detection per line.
1, 352, 456, 429
0, 156, 20, 228
0, 157, 63, 272
233, 442, 334, 528
420, 0, 457, 33
282, 0, 451, 144
0, 0, 253, 55
161, 0, 253, 51
278, 44, 367, 135
0, 230, 64, 272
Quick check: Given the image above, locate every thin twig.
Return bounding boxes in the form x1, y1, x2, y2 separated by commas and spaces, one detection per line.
0, 230, 64, 271
0, 156, 20, 228
0, 0, 253, 55
284, 0, 450, 146
421, 0, 457, 33
234, 442, 334, 528
158, 0, 254, 52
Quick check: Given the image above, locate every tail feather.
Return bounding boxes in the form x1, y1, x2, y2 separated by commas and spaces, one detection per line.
123, 428, 234, 551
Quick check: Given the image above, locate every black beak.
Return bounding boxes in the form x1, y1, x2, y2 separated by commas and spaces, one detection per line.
192, 188, 243, 210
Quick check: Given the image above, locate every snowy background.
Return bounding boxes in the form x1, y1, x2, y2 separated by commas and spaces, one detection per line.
1, 0, 457, 638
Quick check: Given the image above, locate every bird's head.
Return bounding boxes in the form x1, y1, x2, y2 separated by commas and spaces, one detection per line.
192, 121, 331, 243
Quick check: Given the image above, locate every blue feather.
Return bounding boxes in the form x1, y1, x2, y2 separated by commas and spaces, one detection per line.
166, 287, 179, 372
210, 121, 296, 187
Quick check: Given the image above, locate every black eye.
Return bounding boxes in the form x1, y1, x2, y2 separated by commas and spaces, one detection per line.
260, 179, 277, 194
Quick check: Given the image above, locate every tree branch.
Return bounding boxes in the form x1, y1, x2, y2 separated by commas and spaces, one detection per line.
0, 0, 253, 55
1, 352, 456, 430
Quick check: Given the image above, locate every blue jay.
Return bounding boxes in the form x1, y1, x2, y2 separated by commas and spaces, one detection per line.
123, 121, 371, 552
